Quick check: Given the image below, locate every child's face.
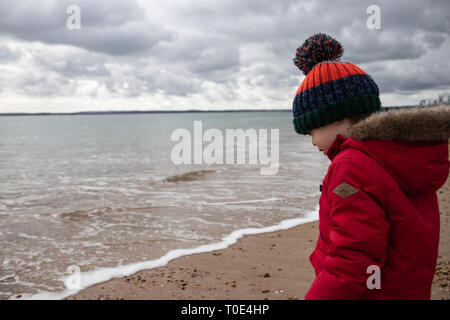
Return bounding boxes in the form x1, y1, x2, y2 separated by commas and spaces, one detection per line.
309, 118, 352, 155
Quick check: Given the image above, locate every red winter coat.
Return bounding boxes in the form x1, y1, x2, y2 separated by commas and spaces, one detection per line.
305, 106, 450, 300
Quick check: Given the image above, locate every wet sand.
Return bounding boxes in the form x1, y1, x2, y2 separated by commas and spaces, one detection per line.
66, 177, 450, 300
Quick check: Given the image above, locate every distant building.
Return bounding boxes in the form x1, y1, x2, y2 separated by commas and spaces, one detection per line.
418, 94, 449, 106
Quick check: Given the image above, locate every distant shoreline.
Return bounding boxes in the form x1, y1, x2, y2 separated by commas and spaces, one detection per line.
0, 106, 424, 116
0, 109, 291, 116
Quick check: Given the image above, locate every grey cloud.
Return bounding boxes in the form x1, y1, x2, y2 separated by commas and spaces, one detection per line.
380, 0, 450, 34
422, 33, 447, 49
132, 65, 203, 97
31, 49, 111, 78
149, 31, 241, 79
0, 44, 19, 62
0, 0, 171, 55
375, 62, 450, 93
15, 71, 72, 97
342, 32, 428, 63
187, 45, 240, 75
0, 0, 449, 107
365, 36, 450, 94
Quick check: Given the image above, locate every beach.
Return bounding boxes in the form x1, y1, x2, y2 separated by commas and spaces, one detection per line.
66, 175, 450, 300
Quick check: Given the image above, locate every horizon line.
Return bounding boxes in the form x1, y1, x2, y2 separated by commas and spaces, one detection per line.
0, 105, 420, 116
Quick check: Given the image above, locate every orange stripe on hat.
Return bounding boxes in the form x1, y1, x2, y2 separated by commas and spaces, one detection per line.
296, 62, 367, 94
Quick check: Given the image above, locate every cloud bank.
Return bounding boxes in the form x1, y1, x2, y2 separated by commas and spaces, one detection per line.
0, 0, 448, 112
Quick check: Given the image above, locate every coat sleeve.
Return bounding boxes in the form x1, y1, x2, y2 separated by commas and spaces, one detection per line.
305, 158, 390, 300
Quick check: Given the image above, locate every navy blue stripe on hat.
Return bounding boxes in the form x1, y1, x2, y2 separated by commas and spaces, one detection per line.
293, 73, 379, 118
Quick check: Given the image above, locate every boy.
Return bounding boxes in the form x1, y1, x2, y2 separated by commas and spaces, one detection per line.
292, 33, 450, 299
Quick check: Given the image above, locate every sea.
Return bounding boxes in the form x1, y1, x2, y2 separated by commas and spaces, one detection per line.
0, 111, 330, 299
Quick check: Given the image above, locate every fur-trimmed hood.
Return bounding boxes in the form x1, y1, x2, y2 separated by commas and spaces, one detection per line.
349, 105, 450, 141
334, 105, 450, 196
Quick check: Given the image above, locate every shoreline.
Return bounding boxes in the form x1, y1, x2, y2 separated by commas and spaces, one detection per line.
65, 221, 321, 300
17, 206, 320, 300
64, 172, 450, 300
63, 173, 449, 300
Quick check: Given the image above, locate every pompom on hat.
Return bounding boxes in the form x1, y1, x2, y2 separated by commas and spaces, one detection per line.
292, 33, 381, 135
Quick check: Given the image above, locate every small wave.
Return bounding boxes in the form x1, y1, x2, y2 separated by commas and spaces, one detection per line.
197, 197, 283, 206
57, 204, 181, 220
161, 169, 217, 183
58, 207, 114, 220
119, 205, 180, 212
59, 210, 91, 220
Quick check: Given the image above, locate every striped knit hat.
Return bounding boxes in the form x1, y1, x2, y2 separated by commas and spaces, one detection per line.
292, 33, 381, 135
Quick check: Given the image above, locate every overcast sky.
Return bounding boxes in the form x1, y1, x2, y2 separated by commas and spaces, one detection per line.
0, 0, 449, 113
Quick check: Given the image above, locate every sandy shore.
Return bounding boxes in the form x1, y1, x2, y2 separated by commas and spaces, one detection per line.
66, 177, 450, 300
